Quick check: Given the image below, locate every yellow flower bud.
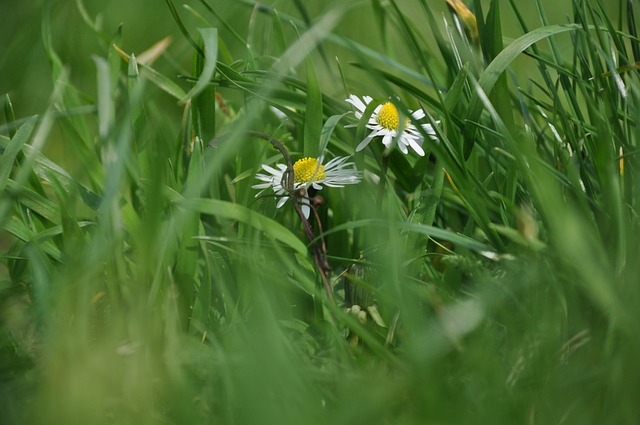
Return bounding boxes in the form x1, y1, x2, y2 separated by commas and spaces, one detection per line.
446, 0, 479, 46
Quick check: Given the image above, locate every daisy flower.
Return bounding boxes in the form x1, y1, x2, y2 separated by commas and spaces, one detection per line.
345, 94, 439, 156
252, 156, 361, 219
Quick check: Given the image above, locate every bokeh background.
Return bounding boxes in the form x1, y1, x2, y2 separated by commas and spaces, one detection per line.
1, 1, 636, 424
2, 0, 594, 117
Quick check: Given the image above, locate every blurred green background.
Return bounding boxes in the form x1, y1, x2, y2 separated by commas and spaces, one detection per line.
2, 0, 593, 118
0, 0, 593, 179
0, 0, 619, 188
2, 1, 638, 424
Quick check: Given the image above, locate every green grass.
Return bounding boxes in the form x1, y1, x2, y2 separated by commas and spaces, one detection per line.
1, 0, 640, 423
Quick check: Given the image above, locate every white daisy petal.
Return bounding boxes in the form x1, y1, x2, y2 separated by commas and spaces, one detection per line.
276, 196, 288, 208
421, 123, 439, 140
261, 164, 281, 175
382, 133, 394, 148
324, 155, 348, 168
252, 182, 271, 190
322, 181, 345, 188
408, 137, 425, 156
301, 202, 311, 220
252, 176, 269, 184
356, 134, 375, 152
398, 140, 409, 154
346, 94, 368, 112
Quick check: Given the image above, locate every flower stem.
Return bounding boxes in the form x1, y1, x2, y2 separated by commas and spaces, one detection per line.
208, 131, 335, 305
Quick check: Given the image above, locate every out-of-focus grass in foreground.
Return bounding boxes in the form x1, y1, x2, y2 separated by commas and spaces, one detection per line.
1, 0, 639, 424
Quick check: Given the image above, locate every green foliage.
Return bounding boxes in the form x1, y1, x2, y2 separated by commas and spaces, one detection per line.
1, 0, 640, 424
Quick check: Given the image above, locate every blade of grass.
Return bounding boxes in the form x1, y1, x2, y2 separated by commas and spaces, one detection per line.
303, 56, 322, 158
463, 24, 583, 158
165, 0, 204, 57
3, 94, 17, 138
0, 116, 37, 197
485, 0, 515, 134
628, 0, 640, 62
113, 44, 188, 100
188, 28, 218, 143
175, 197, 308, 257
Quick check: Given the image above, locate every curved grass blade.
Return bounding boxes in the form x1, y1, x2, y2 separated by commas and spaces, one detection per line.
198, 0, 246, 46
16, 141, 102, 210
176, 197, 308, 256
165, 0, 204, 57
5, 180, 60, 225
319, 112, 350, 156
188, 28, 218, 142
182, 28, 218, 103
113, 44, 187, 100
2, 216, 62, 261
312, 218, 494, 254
463, 24, 582, 158
0, 116, 37, 196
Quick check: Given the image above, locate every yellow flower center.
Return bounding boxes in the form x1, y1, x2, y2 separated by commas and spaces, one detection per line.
376, 102, 409, 131
293, 157, 325, 183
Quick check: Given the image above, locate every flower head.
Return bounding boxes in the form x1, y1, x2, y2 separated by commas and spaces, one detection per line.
252, 156, 361, 219
345, 94, 439, 156
294, 157, 326, 183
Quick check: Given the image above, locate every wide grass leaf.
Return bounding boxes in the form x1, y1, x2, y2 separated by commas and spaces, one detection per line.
176, 198, 308, 256
463, 24, 582, 158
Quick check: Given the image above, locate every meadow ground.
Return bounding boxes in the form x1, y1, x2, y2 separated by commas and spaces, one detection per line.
1, 1, 639, 424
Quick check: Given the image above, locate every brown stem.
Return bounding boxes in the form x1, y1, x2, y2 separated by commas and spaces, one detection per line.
208, 131, 335, 305
291, 192, 334, 305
